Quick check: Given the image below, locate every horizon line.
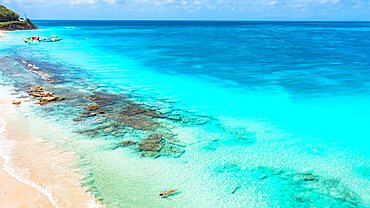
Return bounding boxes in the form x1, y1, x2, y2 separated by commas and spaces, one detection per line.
31, 19, 370, 22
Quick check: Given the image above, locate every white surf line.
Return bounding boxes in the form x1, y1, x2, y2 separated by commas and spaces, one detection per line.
22, 61, 51, 80
0, 116, 61, 208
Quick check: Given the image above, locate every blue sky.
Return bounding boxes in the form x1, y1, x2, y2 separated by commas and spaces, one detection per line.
1, 0, 370, 20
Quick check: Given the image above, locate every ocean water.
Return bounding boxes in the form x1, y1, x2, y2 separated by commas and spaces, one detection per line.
1, 21, 370, 207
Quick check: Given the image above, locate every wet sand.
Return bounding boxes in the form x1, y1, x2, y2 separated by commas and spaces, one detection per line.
0, 86, 102, 208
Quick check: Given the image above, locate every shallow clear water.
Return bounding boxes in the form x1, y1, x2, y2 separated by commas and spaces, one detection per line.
1, 21, 370, 207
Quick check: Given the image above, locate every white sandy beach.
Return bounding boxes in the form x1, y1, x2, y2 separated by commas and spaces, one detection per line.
0, 86, 102, 208
0, 31, 6, 41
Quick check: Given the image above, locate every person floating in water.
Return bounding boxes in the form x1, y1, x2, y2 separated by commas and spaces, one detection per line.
159, 189, 178, 198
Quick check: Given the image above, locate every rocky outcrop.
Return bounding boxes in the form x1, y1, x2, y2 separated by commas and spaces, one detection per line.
27, 86, 64, 105
86, 104, 101, 111
0, 5, 37, 31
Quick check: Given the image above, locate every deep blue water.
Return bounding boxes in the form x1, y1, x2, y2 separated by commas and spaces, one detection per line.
33, 21, 370, 96
1, 21, 370, 207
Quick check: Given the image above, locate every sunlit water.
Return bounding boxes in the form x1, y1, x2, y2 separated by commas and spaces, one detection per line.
1, 21, 370, 207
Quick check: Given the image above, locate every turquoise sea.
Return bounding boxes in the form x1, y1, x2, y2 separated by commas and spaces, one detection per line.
1, 21, 370, 207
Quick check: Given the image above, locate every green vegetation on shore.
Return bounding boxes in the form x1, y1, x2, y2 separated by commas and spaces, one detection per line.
0, 5, 20, 22
0, 5, 37, 31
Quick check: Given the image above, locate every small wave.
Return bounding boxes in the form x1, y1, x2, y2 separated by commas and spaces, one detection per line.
22, 61, 51, 80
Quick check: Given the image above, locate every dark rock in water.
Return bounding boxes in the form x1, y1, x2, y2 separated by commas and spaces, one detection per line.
139, 141, 163, 152
120, 105, 164, 118
120, 106, 149, 117
12, 100, 21, 105
40, 96, 58, 102
96, 99, 115, 106
28, 86, 64, 105
165, 114, 183, 122
165, 113, 210, 126
192, 117, 210, 125
80, 112, 97, 117
39, 96, 64, 105
86, 104, 101, 111
161, 133, 184, 146
135, 134, 186, 158
86, 94, 108, 101
148, 134, 162, 142
181, 116, 209, 125
85, 93, 116, 106
47, 79, 63, 84
31, 91, 51, 97
292, 172, 319, 182
103, 127, 114, 133
73, 117, 84, 122
303, 173, 318, 181
120, 140, 137, 147
138, 134, 163, 152
119, 116, 158, 131
30, 91, 53, 97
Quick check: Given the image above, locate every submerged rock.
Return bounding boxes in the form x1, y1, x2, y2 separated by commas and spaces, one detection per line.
28, 86, 64, 105
103, 127, 114, 133
73, 117, 84, 122
303, 173, 318, 181
120, 140, 137, 147
119, 116, 159, 131
85, 93, 117, 106
80, 112, 97, 117
12, 100, 21, 105
86, 104, 101, 111
47, 79, 63, 84
30, 91, 53, 97
291, 172, 319, 182
138, 134, 163, 152
140, 151, 160, 158
39, 96, 64, 105
120, 105, 164, 118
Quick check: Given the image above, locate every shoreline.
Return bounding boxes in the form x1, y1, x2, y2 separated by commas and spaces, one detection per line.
0, 85, 102, 207
0, 31, 6, 41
